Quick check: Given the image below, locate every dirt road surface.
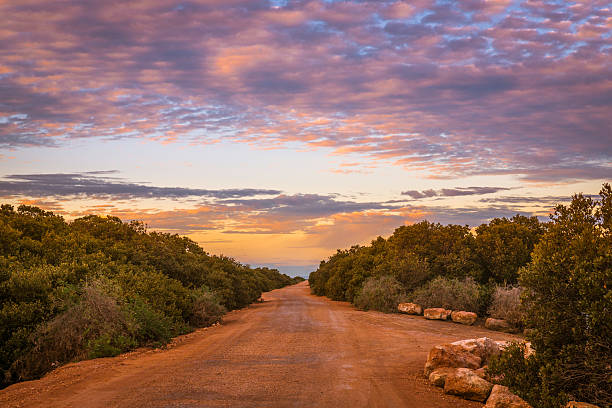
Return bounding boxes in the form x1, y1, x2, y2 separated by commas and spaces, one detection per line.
1, 281, 519, 407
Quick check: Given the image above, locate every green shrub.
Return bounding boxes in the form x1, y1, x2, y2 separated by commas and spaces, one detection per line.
487, 286, 524, 328
8, 282, 135, 382
487, 342, 567, 408
410, 276, 481, 312
492, 184, 612, 408
189, 287, 226, 327
0, 204, 296, 389
126, 298, 173, 346
88, 334, 136, 359
353, 275, 405, 313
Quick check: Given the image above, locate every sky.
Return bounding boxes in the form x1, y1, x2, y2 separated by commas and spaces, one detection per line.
0, 0, 610, 276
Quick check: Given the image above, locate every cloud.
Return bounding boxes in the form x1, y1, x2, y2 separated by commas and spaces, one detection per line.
0, 172, 281, 199
402, 186, 512, 199
220, 193, 398, 217
0, 1, 609, 180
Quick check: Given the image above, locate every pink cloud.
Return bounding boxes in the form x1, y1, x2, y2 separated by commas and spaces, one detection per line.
0, 0, 610, 180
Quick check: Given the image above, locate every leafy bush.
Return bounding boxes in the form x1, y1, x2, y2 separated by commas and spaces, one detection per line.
487, 286, 524, 328
353, 275, 405, 313
0, 204, 298, 389
410, 276, 481, 312
189, 287, 226, 327
126, 298, 173, 345
491, 184, 612, 408
8, 282, 136, 382
474, 215, 544, 283
310, 218, 543, 305
486, 342, 566, 407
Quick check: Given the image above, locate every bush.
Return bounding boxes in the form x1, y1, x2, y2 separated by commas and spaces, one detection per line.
126, 298, 173, 346
487, 286, 524, 328
487, 342, 566, 407
492, 184, 612, 408
353, 275, 405, 313
387, 252, 433, 291
189, 288, 226, 327
9, 282, 135, 382
0, 204, 297, 389
410, 276, 481, 312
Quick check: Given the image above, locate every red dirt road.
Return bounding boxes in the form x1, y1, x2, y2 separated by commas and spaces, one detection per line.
0, 281, 519, 407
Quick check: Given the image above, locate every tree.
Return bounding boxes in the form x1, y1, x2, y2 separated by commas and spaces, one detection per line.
492, 184, 612, 407
474, 215, 544, 284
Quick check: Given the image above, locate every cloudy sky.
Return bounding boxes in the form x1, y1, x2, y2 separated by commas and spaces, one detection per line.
1, 0, 610, 275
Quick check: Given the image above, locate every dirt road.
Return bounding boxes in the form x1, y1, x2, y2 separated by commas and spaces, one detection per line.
0, 281, 519, 407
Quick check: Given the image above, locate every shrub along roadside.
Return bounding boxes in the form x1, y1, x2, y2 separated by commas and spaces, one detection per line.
487, 286, 524, 329
409, 276, 482, 313
353, 275, 405, 313
310, 184, 611, 407
0, 205, 303, 389
488, 185, 612, 408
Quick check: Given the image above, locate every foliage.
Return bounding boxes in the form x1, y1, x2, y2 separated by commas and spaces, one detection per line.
487, 286, 524, 328
491, 184, 612, 408
0, 204, 300, 388
189, 287, 226, 327
309, 218, 543, 312
486, 342, 566, 407
9, 281, 137, 382
474, 215, 544, 283
353, 275, 405, 313
409, 276, 482, 312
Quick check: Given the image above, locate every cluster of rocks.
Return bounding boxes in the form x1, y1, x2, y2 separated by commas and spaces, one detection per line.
398, 302, 518, 333
424, 337, 531, 406
424, 338, 599, 408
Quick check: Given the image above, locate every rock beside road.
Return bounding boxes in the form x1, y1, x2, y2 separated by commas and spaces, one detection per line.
485, 318, 515, 333
398, 302, 422, 315
424, 308, 451, 320
485, 385, 532, 408
451, 337, 501, 365
424, 344, 482, 376
451, 311, 477, 325
444, 368, 493, 402
428, 367, 456, 387
425, 338, 532, 407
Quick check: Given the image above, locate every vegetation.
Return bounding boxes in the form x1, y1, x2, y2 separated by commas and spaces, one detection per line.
489, 185, 612, 408
0, 205, 301, 388
410, 276, 481, 313
487, 286, 524, 328
353, 275, 405, 313
311, 185, 611, 407
309, 215, 544, 311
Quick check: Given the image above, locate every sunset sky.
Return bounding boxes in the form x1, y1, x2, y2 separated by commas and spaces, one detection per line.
1, 0, 610, 276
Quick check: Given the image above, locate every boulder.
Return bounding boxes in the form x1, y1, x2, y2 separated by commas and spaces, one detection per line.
485, 385, 532, 408
452, 337, 501, 365
444, 368, 493, 402
565, 402, 600, 408
398, 302, 423, 315
451, 311, 477, 325
424, 308, 451, 320
428, 367, 456, 387
474, 366, 487, 379
485, 318, 515, 333
424, 344, 482, 377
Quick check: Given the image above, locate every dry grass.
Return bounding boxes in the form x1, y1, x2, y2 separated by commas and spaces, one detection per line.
487, 286, 524, 328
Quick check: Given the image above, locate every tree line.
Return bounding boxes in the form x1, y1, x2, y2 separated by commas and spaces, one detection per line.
0, 205, 302, 388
